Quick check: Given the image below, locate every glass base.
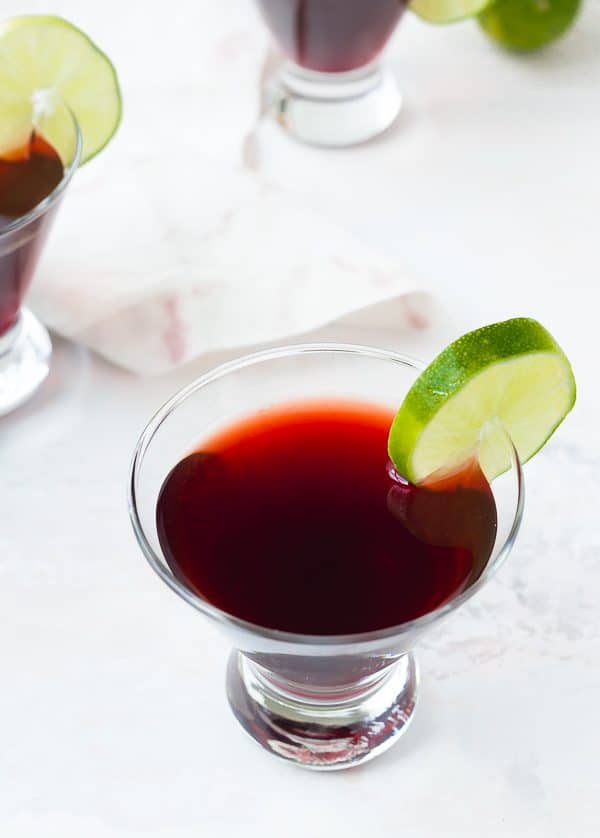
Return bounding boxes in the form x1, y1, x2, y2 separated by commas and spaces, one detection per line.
269, 61, 402, 147
227, 651, 418, 770
0, 308, 51, 416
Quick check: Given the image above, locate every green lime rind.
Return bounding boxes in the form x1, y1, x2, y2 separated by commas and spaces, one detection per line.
388, 318, 576, 483
478, 0, 582, 52
0, 15, 122, 164
411, 0, 494, 24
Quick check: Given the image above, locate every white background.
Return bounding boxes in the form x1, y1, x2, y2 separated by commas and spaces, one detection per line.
1, 2, 599, 836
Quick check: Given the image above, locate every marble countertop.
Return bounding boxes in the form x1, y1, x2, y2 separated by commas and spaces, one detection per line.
1, 2, 599, 836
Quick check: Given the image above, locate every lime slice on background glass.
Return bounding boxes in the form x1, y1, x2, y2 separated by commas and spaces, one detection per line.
479, 0, 582, 51
0, 15, 121, 163
410, 0, 495, 24
388, 318, 576, 482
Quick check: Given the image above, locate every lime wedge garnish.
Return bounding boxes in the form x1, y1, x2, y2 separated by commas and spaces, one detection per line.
410, 0, 494, 24
388, 318, 576, 482
478, 0, 582, 51
0, 15, 121, 163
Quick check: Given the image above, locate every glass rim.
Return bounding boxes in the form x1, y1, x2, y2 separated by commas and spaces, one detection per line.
128, 342, 525, 648
0, 98, 82, 238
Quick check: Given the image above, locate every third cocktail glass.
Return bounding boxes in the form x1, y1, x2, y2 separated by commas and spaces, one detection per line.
255, 0, 407, 146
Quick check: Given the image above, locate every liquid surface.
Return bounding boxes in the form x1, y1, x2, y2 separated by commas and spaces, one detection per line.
156, 401, 498, 635
0, 132, 64, 334
256, 0, 407, 73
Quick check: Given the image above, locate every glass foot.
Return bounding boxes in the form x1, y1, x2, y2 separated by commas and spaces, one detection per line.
227, 651, 418, 770
269, 62, 402, 147
0, 308, 51, 416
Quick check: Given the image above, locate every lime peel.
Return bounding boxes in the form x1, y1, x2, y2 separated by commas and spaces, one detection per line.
388, 318, 576, 482
478, 0, 583, 52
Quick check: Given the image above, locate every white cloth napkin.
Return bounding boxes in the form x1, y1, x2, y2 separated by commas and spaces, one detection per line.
28, 0, 430, 375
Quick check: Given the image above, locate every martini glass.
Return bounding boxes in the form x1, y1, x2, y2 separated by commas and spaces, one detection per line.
0, 98, 81, 416
255, 0, 407, 146
129, 344, 523, 770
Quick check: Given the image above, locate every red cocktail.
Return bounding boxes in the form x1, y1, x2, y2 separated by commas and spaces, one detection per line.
256, 0, 407, 73
157, 400, 496, 635
0, 133, 64, 335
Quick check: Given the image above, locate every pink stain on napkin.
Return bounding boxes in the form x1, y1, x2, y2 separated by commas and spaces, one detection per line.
162, 297, 186, 365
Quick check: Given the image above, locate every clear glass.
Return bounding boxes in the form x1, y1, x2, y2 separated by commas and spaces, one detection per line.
0, 98, 82, 416
254, 0, 407, 146
128, 344, 524, 770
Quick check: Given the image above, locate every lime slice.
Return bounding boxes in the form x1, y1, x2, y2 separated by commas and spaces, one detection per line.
411, 0, 494, 24
388, 318, 576, 482
0, 15, 121, 163
479, 0, 582, 51
0, 90, 33, 157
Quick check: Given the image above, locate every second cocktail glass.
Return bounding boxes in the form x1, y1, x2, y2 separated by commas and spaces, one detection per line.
0, 98, 81, 415
255, 0, 407, 146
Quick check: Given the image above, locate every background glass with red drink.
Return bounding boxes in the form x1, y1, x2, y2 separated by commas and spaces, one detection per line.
255, 0, 408, 146
0, 98, 81, 415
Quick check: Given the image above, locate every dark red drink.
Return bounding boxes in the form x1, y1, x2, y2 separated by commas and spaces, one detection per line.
0, 132, 64, 335
256, 0, 407, 73
156, 401, 497, 635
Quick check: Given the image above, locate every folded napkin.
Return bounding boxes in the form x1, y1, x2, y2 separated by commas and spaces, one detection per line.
29, 0, 430, 375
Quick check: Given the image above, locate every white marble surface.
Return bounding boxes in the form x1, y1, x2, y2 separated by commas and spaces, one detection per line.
2, 2, 600, 836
